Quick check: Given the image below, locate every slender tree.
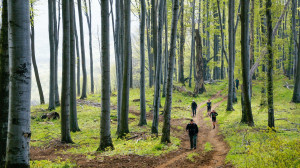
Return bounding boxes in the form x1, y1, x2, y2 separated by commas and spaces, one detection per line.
179, 0, 185, 83
30, 2, 45, 105
70, 0, 80, 132
151, 0, 158, 72
5, 0, 31, 166
74, 5, 81, 96
152, 0, 165, 134
189, 0, 196, 87
162, 2, 168, 98
227, 0, 235, 111
119, 0, 131, 137
292, 27, 300, 103
61, 0, 73, 143
240, 0, 254, 126
98, 0, 114, 151
48, 0, 56, 110
147, 4, 154, 87
161, 0, 180, 143
54, 0, 61, 107
0, 0, 9, 166
139, 0, 147, 126
266, 0, 274, 129
84, 0, 94, 93
78, 0, 88, 99
213, 2, 220, 80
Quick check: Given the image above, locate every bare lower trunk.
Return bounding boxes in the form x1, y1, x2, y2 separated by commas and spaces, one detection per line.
194, 30, 206, 95
6, 1, 31, 166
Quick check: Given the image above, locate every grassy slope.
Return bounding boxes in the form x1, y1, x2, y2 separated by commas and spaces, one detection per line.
215, 76, 300, 168
30, 81, 227, 167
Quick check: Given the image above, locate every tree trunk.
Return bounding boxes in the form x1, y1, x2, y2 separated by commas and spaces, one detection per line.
194, 29, 206, 94
227, 0, 235, 111
54, 0, 60, 107
152, 0, 165, 134
162, 3, 168, 98
84, 0, 94, 93
119, 0, 131, 138
0, 0, 9, 166
147, 2, 154, 87
70, 0, 80, 132
240, 0, 254, 126
30, 4, 45, 105
48, 0, 56, 110
189, 0, 196, 87
139, 0, 147, 126
98, 0, 114, 151
213, 2, 220, 80
61, 0, 73, 143
161, 0, 180, 143
292, 0, 297, 80
292, 27, 300, 103
266, 0, 274, 129
206, 0, 211, 80
5, 0, 31, 166
74, 5, 81, 96
78, 0, 87, 99
151, 0, 158, 73
250, 0, 255, 80
179, 0, 185, 83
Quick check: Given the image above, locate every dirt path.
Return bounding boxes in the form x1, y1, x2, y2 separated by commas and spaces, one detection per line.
156, 92, 231, 168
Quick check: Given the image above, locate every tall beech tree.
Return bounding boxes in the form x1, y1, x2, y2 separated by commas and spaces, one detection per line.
5, 0, 31, 166
98, 0, 114, 151
194, 29, 206, 94
151, 0, 158, 72
152, 0, 165, 134
0, 0, 9, 166
139, 0, 147, 126
266, 0, 274, 129
161, 0, 180, 143
189, 0, 196, 87
78, 0, 88, 99
227, 0, 235, 111
119, 0, 131, 137
61, 0, 73, 143
292, 28, 300, 103
70, 0, 80, 132
179, 0, 185, 83
240, 0, 254, 126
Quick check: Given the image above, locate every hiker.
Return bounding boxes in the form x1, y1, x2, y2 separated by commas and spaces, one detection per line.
235, 78, 239, 90
207, 100, 212, 117
210, 110, 218, 129
186, 119, 198, 149
191, 100, 197, 117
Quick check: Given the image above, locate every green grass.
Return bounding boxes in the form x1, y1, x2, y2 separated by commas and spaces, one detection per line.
186, 152, 200, 162
204, 142, 212, 152
215, 76, 300, 168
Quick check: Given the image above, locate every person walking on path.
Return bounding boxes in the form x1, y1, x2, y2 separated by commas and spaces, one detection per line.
210, 110, 218, 129
186, 119, 199, 149
207, 100, 212, 117
191, 100, 197, 117
235, 78, 239, 90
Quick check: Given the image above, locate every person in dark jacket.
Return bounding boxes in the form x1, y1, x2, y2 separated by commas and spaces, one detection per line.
235, 78, 239, 90
207, 100, 212, 117
210, 110, 218, 129
191, 100, 197, 117
186, 119, 199, 149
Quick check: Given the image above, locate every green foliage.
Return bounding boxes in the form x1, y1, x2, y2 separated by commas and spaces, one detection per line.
204, 142, 212, 152
30, 158, 76, 168
187, 152, 199, 162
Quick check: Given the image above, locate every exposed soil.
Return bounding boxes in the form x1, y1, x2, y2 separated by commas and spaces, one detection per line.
31, 90, 232, 168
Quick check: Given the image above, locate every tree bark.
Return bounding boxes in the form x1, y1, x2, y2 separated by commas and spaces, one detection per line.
292, 27, 300, 103
227, 0, 235, 111
179, 0, 185, 83
61, 0, 73, 143
5, 0, 31, 166
78, 0, 87, 99
74, 5, 81, 96
162, 3, 168, 98
54, 0, 60, 107
98, 0, 114, 151
147, 1, 154, 87
70, 0, 80, 132
240, 0, 254, 126
194, 29, 206, 95
189, 0, 196, 87
266, 0, 274, 129
119, 0, 131, 137
213, 2, 220, 80
139, 0, 147, 126
48, 0, 56, 110
152, 0, 165, 134
151, 0, 158, 73
0, 0, 9, 166
161, 0, 180, 143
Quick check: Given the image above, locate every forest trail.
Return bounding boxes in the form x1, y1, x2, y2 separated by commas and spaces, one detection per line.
156, 91, 231, 168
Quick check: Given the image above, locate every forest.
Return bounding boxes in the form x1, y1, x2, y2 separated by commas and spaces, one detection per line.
0, 0, 299, 167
